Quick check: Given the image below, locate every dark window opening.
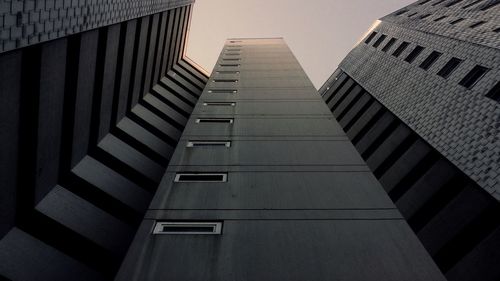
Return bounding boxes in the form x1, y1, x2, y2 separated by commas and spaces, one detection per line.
480, 0, 500, 10
382, 38, 397, 52
494, 27, 500, 32
153, 222, 223, 235
419, 0, 432, 4
450, 18, 465, 24
404, 45, 425, 63
462, 0, 483, 9
392, 41, 410, 57
213, 79, 238, 83
432, 0, 447, 6
419, 13, 432, 19
434, 15, 448, 21
445, 0, 465, 6
458, 65, 489, 89
364, 32, 378, 44
395, 9, 408, 15
437, 57, 463, 78
208, 89, 238, 94
373, 34, 387, 48
486, 81, 500, 102
407, 12, 418, 17
175, 173, 228, 182
469, 21, 486, 28
196, 118, 234, 124
419, 51, 442, 70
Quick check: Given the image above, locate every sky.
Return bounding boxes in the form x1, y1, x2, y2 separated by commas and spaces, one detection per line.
186, 0, 415, 89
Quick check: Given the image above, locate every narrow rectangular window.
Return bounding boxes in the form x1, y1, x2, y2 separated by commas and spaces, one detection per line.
222, 58, 241, 61
462, 0, 482, 8
419, 51, 442, 70
208, 89, 238, 94
480, 0, 500, 10
196, 118, 234, 124
432, 0, 447, 6
364, 32, 378, 44
213, 79, 238, 83
219, 64, 240, 67
174, 173, 228, 182
224, 53, 240, 56
419, 0, 432, 4
153, 222, 223, 235
469, 21, 486, 28
437, 57, 463, 78
382, 38, 397, 52
486, 81, 500, 102
407, 12, 418, 17
392, 41, 410, 57
394, 9, 408, 15
494, 27, 500, 33
458, 65, 489, 89
216, 71, 240, 74
445, 0, 464, 7
419, 14, 432, 19
434, 15, 448, 22
187, 141, 232, 148
372, 34, 387, 48
404, 45, 425, 63
203, 101, 236, 106
229, 40, 242, 43
450, 18, 465, 24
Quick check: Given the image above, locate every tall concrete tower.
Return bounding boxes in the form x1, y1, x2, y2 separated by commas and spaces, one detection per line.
116, 38, 445, 281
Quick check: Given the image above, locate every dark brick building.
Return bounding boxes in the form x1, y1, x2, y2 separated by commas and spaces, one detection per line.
319, 0, 500, 280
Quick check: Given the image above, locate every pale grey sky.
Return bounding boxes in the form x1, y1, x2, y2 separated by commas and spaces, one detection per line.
186, 0, 415, 89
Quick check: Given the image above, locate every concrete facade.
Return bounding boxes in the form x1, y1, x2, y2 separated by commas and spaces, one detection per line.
116, 38, 445, 281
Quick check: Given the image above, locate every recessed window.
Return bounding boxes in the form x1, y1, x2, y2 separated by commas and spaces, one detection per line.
382, 38, 397, 52
394, 9, 408, 15
494, 27, 500, 33
469, 21, 486, 28
153, 222, 222, 235
203, 102, 236, 106
208, 89, 238, 94
462, 0, 482, 9
434, 15, 448, 22
219, 64, 240, 67
222, 58, 241, 61
196, 118, 234, 124
372, 34, 387, 48
458, 65, 489, 89
407, 12, 418, 17
432, 0, 446, 6
480, 0, 500, 10
174, 173, 228, 182
419, 51, 442, 70
486, 81, 500, 102
404, 45, 425, 63
392, 41, 410, 57
419, 13, 432, 19
419, 0, 432, 4
187, 141, 232, 148
364, 32, 377, 44
450, 18, 465, 25
437, 57, 463, 78
213, 79, 238, 83
216, 71, 240, 74
445, 0, 464, 7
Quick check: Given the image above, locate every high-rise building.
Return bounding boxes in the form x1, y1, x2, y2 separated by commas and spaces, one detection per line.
319, 1, 500, 280
115, 37, 445, 280
0, 0, 498, 280
0, 1, 208, 280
